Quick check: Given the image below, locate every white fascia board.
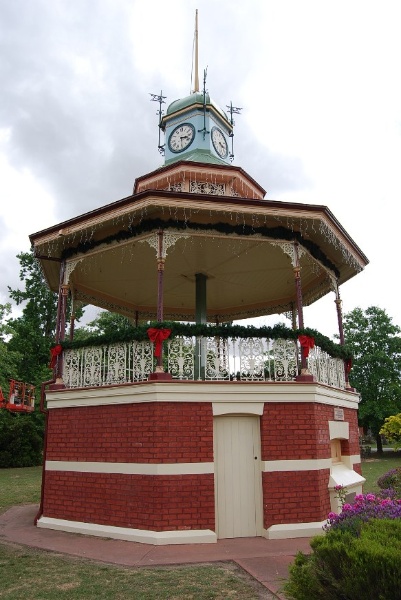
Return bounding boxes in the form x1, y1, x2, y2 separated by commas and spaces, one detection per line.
46, 381, 360, 410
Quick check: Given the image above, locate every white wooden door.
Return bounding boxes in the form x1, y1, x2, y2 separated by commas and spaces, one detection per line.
214, 415, 263, 538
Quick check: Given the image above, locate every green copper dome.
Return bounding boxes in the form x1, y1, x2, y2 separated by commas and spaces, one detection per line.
166, 92, 229, 122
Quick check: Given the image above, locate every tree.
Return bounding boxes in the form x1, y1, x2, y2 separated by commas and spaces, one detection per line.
0, 410, 43, 467
343, 306, 401, 454
74, 310, 136, 341
7, 250, 59, 386
0, 303, 22, 393
380, 413, 401, 451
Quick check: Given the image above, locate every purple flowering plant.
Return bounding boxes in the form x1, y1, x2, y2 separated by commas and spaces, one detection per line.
325, 485, 401, 535
377, 467, 401, 494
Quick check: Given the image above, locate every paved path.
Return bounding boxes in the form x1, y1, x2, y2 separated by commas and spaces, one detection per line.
0, 505, 312, 599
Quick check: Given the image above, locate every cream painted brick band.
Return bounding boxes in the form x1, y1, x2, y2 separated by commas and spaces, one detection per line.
262, 458, 332, 472
47, 457, 360, 475
45, 460, 214, 475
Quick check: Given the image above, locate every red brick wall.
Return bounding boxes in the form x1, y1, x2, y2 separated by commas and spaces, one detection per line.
262, 469, 331, 528
43, 397, 360, 533
46, 402, 214, 463
260, 402, 360, 527
43, 471, 215, 531
261, 402, 360, 461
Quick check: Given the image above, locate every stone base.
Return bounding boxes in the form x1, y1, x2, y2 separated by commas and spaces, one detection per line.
37, 516, 217, 545
49, 383, 66, 390
148, 372, 173, 381
264, 521, 325, 539
295, 373, 315, 382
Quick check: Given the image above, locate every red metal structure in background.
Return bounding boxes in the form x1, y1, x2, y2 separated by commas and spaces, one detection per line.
0, 380, 35, 413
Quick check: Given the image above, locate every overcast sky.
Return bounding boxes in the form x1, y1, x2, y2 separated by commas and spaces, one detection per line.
1, 0, 401, 338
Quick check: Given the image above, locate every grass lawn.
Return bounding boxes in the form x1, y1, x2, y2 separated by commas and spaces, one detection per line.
0, 465, 42, 514
0, 543, 264, 600
361, 450, 401, 493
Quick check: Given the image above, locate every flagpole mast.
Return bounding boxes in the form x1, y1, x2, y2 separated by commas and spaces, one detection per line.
193, 9, 199, 92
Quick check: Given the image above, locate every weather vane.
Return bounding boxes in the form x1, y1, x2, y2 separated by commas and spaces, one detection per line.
226, 101, 242, 162
198, 68, 209, 140
149, 90, 167, 155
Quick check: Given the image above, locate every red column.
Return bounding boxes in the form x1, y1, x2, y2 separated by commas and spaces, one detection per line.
293, 242, 314, 381
157, 229, 165, 324
335, 285, 352, 389
53, 263, 68, 386
149, 230, 172, 381
293, 242, 305, 331
335, 288, 345, 346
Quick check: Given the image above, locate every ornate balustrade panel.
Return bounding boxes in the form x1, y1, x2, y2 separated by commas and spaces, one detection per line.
272, 339, 298, 381
63, 341, 154, 388
62, 337, 346, 389
132, 341, 154, 382
167, 336, 194, 379
205, 337, 230, 380
238, 337, 267, 381
308, 347, 345, 389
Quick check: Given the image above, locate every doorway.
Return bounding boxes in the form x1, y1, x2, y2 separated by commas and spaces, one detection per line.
214, 415, 263, 538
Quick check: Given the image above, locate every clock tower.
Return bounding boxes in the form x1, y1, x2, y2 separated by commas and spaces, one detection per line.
159, 11, 234, 166
161, 85, 233, 166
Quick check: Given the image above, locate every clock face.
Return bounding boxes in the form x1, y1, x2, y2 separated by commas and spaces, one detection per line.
211, 126, 228, 158
168, 123, 195, 153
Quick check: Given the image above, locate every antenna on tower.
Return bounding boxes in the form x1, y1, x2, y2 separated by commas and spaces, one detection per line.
191, 9, 200, 93
226, 101, 242, 162
149, 90, 167, 155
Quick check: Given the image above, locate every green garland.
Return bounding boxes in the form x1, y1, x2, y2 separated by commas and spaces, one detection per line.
60, 321, 352, 360
61, 218, 340, 278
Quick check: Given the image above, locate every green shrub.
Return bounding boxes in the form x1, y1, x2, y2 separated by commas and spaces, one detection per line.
283, 519, 401, 600
0, 411, 43, 468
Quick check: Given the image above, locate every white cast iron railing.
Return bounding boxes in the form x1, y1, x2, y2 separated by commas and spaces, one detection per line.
63, 336, 346, 390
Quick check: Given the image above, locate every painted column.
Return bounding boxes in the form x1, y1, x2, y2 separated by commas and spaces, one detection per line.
156, 229, 165, 370
293, 242, 305, 332
157, 230, 165, 323
292, 242, 313, 379
291, 302, 297, 330
195, 273, 207, 380
142, 230, 188, 380
54, 262, 65, 345
195, 273, 207, 323
334, 282, 351, 388
272, 240, 312, 379
58, 284, 69, 344
334, 284, 345, 345
53, 262, 68, 385
69, 290, 76, 342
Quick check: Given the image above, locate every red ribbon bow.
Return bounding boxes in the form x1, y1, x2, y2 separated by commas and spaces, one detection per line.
49, 344, 63, 368
298, 335, 315, 358
147, 328, 172, 357
345, 358, 353, 374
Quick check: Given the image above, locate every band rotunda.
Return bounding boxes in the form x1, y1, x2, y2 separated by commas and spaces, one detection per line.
30, 21, 367, 544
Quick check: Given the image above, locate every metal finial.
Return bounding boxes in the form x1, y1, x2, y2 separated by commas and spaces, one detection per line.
150, 91, 167, 155
226, 101, 242, 162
